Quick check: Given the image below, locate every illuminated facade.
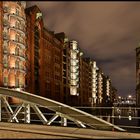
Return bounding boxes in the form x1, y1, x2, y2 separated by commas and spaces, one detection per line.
96, 68, 103, 105
69, 41, 80, 96
0, 1, 26, 90
90, 61, 98, 106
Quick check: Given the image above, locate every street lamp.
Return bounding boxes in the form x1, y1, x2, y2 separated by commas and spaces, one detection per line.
128, 95, 132, 98
118, 96, 121, 99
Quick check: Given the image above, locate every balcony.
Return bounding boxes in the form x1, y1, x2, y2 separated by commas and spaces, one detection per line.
9, 26, 25, 35
12, 66, 26, 74
18, 67, 26, 74
3, 52, 26, 62
70, 67, 78, 73
3, 49, 8, 54
11, 39, 26, 49
9, 13, 25, 22
70, 80, 77, 86
70, 75, 78, 80
70, 62, 77, 66
15, 53, 26, 61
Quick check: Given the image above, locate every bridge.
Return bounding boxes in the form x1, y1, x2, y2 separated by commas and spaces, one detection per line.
1, 87, 140, 138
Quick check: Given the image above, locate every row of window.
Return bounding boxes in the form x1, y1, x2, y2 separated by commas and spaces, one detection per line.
3, 76, 24, 87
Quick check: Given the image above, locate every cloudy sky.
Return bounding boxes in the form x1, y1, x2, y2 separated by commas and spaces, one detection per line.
27, 1, 140, 97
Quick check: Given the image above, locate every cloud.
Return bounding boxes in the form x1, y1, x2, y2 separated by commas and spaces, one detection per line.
27, 1, 140, 96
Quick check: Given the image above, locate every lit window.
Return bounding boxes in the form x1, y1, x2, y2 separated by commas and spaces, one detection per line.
70, 86, 77, 96
3, 76, 8, 86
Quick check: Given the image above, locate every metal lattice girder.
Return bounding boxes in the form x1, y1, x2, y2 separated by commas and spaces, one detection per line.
2, 97, 19, 123
0, 87, 126, 131
58, 112, 86, 128
75, 120, 87, 128
47, 113, 59, 125
31, 104, 48, 124
8, 103, 24, 123
24, 103, 30, 124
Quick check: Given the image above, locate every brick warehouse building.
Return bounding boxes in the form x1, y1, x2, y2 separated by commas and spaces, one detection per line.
0, 1, 117, 107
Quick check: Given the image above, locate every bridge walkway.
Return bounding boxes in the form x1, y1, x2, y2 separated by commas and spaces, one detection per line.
0, 122, 140, 139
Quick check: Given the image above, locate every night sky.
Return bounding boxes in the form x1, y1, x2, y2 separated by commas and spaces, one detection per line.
27, 1, 140, 97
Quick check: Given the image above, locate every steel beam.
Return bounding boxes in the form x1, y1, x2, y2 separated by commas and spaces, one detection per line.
61, 117, 67, 126
2, 97, 19, 122
47, 113, 59, 125
32, 105, 47, 124
8, 103, 24, 123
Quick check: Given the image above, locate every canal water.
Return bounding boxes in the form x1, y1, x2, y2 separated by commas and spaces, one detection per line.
113, 107, 140, 132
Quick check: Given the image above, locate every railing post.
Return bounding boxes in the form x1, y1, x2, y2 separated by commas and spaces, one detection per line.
112, 107, 114, 131
24, 103, 30, 124
61, 117, 67, 127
